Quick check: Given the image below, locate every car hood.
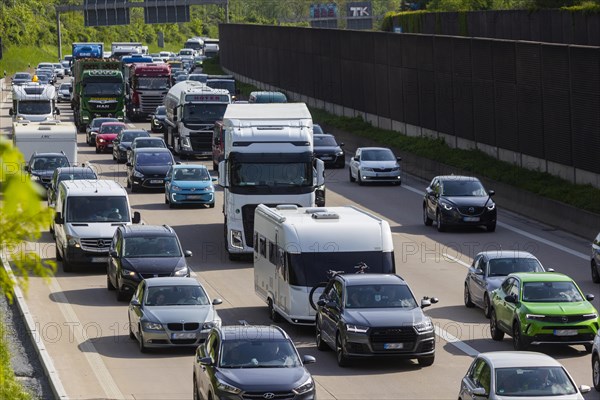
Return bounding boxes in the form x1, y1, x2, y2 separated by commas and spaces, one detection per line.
442, 196, 492, 207
118, 141, 134, 149
345, 307, 426, 326
145, 305, 214, 323
171, 180, 213, 190
217, 367, 309, 391
360, 160, 399, 169
136, 165, 171, 176
97, 133, 118, 140
314, 146, 342, 154
65, 223, 125, 239
121, 257, 185, 273
523, 301, 598, 315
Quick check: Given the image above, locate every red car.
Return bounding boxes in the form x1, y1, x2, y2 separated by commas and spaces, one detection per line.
96, 122, 127, 154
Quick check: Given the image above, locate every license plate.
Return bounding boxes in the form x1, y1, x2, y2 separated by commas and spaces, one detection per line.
321, 156, 332, 160
91, 257, 108, 263
383, 343, 404, 350
150, 179, 163, 184
554, 329, 578, 336
463, 217, 480, 222
107, 144, 113, 148
172, 332, 196, 339
187, 195, 202, 199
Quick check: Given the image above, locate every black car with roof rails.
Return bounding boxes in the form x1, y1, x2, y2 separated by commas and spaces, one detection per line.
194, 324, 316, 400
107, 224, 192, 301
27, 151, 71, 193
423, 175, 497, 232
315, 273, 438, 367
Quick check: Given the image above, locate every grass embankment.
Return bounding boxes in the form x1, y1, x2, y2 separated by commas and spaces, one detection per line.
0, 317, 32, 400
179, 57, 600, 216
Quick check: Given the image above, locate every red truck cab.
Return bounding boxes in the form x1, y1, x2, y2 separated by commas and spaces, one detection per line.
125, 63, 171, 121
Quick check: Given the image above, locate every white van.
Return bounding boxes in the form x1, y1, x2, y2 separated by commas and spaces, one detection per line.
253, 204, 395, 325
53, 180, 141, 272
13, 120, 77, 166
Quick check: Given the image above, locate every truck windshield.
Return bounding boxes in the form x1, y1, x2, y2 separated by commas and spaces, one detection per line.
183, 103, 227, 123
83, 82, 123, 96
231, 162, 312, 187
207, 80, 235, 94
136, 77, 169, 90
66, 196, 130, 223
18, 101, 51, 115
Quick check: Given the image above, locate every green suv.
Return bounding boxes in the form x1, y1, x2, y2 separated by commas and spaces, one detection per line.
489, 272, 599, 352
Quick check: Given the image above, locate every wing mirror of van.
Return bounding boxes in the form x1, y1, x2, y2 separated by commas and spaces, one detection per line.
132, 211, 141, 224
55, 108, 61, 115
54, 212, 64, 224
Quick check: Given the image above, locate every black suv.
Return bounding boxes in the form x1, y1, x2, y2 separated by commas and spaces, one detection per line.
193, 325, 316, 400
423, 175, 497, 232
315, 273, 438, 367
313, 134, 345, 168
107, 224, 192, 301
27, 152, 71, 193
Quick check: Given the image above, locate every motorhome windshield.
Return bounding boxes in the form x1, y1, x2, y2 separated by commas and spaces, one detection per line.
66, 196, 130, 223
17, 101, 51, 115
287, 251, 395, 287
182, 103, 227, 123
136, 77, 169, 90
231, 162, 312, 187
83, 82, 123, 97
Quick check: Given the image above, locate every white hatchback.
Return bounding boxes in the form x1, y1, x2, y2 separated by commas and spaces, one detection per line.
348, 146, 402, 186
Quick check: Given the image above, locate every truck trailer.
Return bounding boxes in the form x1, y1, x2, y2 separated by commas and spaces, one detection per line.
13, 120, 78, 166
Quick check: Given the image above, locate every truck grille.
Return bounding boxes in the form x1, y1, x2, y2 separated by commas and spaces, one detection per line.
241, 204, 279, 247
80, 238, 111, 252
88, 100, 119, 113
139, 93, 166, 114
189, 131, 213, 153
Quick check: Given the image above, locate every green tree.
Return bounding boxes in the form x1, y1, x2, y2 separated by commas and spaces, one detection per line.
0, 139, 55, 302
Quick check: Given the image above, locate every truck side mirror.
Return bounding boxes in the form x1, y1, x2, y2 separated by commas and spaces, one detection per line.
132, 211, 141, 224
8, 108, 13, 116
218, 160, 227, 188
55, 108, 61, 115
54, 212, 64, 224
314, 159, 325, 186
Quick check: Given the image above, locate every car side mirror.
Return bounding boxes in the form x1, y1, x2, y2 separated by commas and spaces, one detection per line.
547, 268, 555, 272
54, 212, 64, 224
302, 355, 316, 365
132, 211, 141, 224
130, 298, 140, 307
176, 161, 181, 165
316, 299, 327, 307
586, 294, 595, 301
352, 156, 359, 161
396, 156, 402, 162
211, 177, 217, 182
184, 250, 193, 257
471, 387, 487, 397
126, 162, 132, 167
488, 190, 495, 196
339, 142, 345, 147
579, 385, 591, 394
212, 298, 223, 305
421, 296, 438, 308
109, 250, 118, 257
474, 269, 484, 275
199, 356, 214, 366
504, 294, 517, 303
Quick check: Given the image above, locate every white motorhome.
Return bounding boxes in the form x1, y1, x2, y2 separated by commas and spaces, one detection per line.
13, 120, 77, 166
218, 103, 325, 260
253, 204, 395, 325
10, 83, 59, 122
163, 81, 230, 157
184, 38, 204, 55
53, 180, 141, 272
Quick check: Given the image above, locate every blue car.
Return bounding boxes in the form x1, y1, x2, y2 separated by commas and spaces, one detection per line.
164, 164, 216, 208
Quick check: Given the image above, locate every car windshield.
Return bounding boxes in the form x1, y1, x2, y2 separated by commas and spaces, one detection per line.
123, 236, 182, 258
100, 125, 125, 134
361, 149, 395, 161
188, 75, 207, 83
441, 179, 487, 196
145, 285, 209, 306
18, 101, 51, 115
313, 125, 324, 135
122, 131, 148, 142
495, 366, 577, 396
488, 258, 544, 276
137, 77, 169, 90
522, 281, 584, 302
173, 167, 210, 181
92, 118, 118, 128
15, 73, 31, 79
59, 84, 71, 91
220, 339, 301, 368
66, 196, 130, 223
314, 136, 338, 147
345, 284, 417, 309
135, 152, 173, 166
31, 156, 70, 171
133, 139, 165, 149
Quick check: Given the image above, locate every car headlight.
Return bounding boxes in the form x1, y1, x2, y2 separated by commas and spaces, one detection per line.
98, 138, 106, 143
526, 314, 545, 321
487, 203, 496, 211
171, 185, 182, 192
173, 265, 189, 277
66, 234, 80, 247
133, 170, 144, 178
202, 321, 219, 330
121, 268, 136, 277
293, 376, 314, 395
30, 174, 41, 181
203, 186, 213, 192
391, 166, 400, 171
346, 324, 369, 334
361, 167, 374, 172
583, 313, 598, 320
415, 319, 434, 333
181, 138, 191, 149
336, 151, 344, 156
441, 202, 453, 211
217, 379, 241, 394
142, 321, 164, 331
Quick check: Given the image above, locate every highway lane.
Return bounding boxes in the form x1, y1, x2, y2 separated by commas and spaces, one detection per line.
4, 83, 599, 399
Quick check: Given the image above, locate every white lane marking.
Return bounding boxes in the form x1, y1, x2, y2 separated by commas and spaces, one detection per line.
1, 255, 69, 399
127, 123, 135, 128
401, 183, 589, 260
443, 253, 471, 268
434, 326, 479, 357
47, 277, 125, 399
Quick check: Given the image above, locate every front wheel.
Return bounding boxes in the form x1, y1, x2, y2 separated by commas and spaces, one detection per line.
336, 333, 350, 367
138, 326, 147, 353
418, 355, 435, 366
268, 298, 282, 322
592, 354, 600, 391
512, 321, 528, 351
490, 310, 504, 341
436, 212, 446, 232
464, 284, 474, 308
486, 222, 496, 232
483, 294, 491, 318
423, 205, 433, 226
315, 319, 329, 351
348, 167, 355, 182
592, 261, 600, 283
